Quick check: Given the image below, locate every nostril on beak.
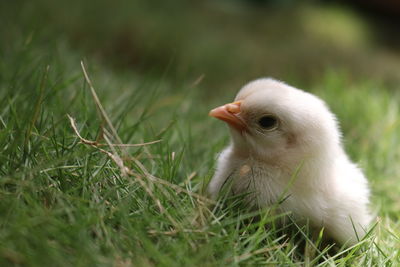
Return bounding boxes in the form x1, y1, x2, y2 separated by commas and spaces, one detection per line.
225, 101, 241, 114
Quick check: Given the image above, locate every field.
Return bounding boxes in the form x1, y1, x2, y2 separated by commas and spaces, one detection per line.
1, 1, 400, 266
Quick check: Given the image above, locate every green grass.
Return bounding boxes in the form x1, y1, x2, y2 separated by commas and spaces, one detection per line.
1, 1, 400, 266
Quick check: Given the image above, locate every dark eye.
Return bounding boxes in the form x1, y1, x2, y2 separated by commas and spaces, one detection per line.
258, 115, 279, 130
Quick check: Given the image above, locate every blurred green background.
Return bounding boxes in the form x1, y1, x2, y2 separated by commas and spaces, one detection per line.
2, 0, 400, 95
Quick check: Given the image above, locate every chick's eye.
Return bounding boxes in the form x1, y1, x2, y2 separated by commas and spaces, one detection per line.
258, 115, 278, 130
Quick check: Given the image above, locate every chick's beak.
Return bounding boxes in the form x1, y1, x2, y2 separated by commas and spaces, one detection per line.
209, 101, 246, 131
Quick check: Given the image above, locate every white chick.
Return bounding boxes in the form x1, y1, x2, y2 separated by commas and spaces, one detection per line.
208, 78, 371, 245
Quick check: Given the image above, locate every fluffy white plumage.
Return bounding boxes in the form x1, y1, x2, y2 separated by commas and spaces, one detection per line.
208, 78, 372, 245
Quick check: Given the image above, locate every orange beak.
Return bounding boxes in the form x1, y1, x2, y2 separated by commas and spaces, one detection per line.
209, 101, 246, 131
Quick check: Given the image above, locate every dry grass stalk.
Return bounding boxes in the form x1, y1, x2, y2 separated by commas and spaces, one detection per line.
68, 62, 215, 235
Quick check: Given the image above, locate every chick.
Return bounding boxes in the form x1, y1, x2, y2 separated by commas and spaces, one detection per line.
208, 78, 372, 245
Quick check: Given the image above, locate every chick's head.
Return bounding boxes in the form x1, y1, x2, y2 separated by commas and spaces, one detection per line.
210, 78, 341, 164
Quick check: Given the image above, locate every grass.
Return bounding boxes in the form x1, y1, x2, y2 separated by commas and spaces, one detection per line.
1, 1, 400, 266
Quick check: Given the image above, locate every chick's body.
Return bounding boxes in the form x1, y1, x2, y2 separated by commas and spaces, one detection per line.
208, 78, 371, 245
